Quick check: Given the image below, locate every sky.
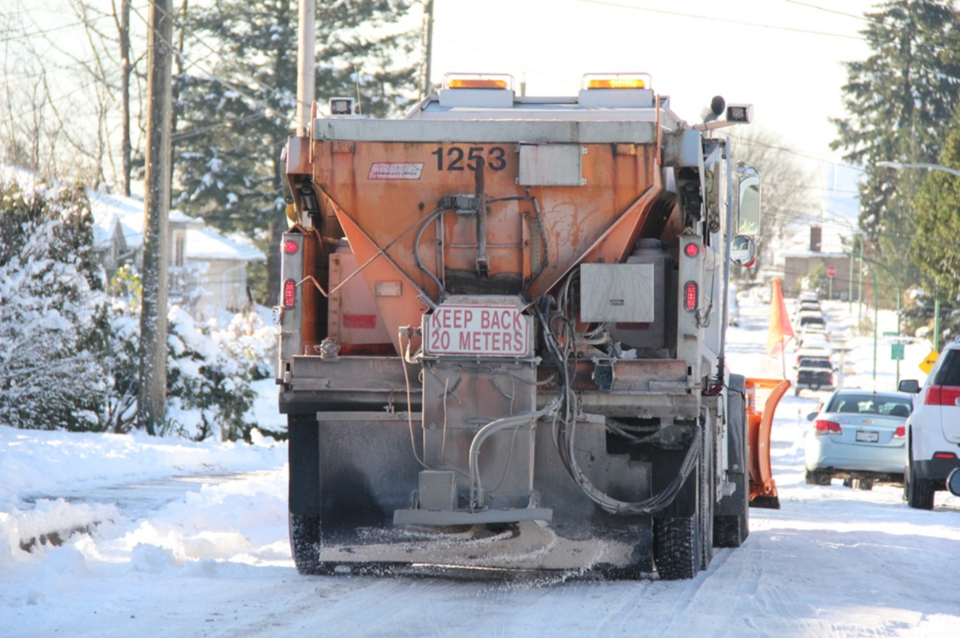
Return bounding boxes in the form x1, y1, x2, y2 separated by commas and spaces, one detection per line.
428, 0, 879, 174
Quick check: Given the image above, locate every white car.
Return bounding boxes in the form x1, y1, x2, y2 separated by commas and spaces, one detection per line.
898, 338, 960, 509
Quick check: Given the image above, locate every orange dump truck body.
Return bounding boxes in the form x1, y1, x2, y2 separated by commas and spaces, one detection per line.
279, 75, 775, 580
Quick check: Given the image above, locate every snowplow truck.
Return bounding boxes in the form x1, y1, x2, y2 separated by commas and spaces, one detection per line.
279, 73, 770, 580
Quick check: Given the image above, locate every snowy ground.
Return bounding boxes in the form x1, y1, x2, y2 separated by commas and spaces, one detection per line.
2, 297, 960, 637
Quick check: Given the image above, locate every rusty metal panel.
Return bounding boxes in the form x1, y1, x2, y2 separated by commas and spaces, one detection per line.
328, 249, 392, 346
518, 144, 584, 186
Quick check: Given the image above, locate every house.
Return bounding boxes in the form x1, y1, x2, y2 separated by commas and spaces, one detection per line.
89, 191, 265, 313
771, 162, 863, 300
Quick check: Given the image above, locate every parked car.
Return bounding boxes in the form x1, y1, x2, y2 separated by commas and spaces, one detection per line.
797, 324, 829, 347
795, 357, 834, 396
798, 292, 820, 304
898, 337, 960, 509
796, 300, 821, 314
797, 312, 826, 329
804, 389, 913, 489
795, 345, 833, 366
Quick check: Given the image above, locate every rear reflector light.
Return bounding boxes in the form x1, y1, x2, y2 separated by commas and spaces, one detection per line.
283, 240, 299, 254
934, 452, 958, 460
894, 426, 905, 438
924, 385, 960, 406
683, 281, 698, 312
283, 278, 297, 308
684, 243, 700, 257
814, 419, 842, 435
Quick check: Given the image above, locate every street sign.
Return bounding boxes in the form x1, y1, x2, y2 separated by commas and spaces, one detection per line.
920, 349, 939, 374
826, 265, 836, 277
891, 343, 905, 361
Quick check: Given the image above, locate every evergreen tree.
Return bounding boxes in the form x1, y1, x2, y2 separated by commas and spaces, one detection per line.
172, 0, 419, 305
0, 179, 110, 430
830, 1, 960, 269
911, 104, 960, 341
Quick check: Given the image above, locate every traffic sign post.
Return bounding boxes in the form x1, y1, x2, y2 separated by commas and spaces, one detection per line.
826, 265, 835, 299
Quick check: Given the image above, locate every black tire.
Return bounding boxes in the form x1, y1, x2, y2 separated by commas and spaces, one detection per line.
654, 516, 700, 581
805, 470, 832, 486
289, 512, 324, 575
656, 418, 713, 580
714, 375, 749, 548
794, 386, 800, 397
856, 479, 874, 491
288, 414, 324, 575
906, 463, 935, 510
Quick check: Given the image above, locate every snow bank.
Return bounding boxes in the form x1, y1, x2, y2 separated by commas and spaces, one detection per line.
0, 425, 287, 564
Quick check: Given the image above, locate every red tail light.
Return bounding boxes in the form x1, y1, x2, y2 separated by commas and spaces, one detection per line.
924, 385, 960, 406
683, 281, 698, 312
283, 278, 297, 308
934, 452, 958, 460
814, 419, 842, 436
894, 426, 905, 439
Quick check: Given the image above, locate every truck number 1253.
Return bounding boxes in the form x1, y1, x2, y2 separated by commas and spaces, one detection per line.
432, 146, 507, 172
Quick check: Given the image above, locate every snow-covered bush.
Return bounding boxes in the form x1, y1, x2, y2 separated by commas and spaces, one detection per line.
107, 266, 275, 442
166, 307, 272, 442
0, 179, 110, 430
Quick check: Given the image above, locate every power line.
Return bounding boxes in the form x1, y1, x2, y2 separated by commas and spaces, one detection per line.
0, 20, 87, 43
782, 0, 867, 22
573, 0, 863, 40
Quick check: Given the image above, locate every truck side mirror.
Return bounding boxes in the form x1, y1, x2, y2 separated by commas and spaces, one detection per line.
898, 379, 920, 394
737, 173, 761, 235
730, 235, 756, 267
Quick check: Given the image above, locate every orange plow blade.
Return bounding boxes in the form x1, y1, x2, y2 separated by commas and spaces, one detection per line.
745, 378, 791, 509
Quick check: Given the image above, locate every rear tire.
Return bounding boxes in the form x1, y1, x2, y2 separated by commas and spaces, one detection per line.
288, 413, 324, 575
714, 375, 749, 548
656, 418, 713, 580
654, 516, 700, 581
805, 470, 832, 486
856, 478, 874, 491
906, 463, 935, 510
289, 512, 323, 575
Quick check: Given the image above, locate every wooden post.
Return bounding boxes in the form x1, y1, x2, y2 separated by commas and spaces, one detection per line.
139, 0, 174, 435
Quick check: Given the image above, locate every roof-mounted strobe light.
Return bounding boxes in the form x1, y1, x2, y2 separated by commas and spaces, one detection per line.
582, 73, 652, 90
443, 73, 513, 91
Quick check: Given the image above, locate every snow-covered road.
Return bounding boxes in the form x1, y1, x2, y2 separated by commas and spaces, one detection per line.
3, 298, 960, 637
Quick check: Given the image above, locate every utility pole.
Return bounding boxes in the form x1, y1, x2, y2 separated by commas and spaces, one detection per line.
420, 0, 435, 99
296, 0, 316, 136
139, 0, 174, 436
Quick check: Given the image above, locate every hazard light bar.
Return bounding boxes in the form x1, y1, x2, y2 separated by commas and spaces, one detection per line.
443, 74, 514, 91
582, 73, 651, 90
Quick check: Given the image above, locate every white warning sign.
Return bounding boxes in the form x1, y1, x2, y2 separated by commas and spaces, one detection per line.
424, 305, 528, 356
368, 162, 424, 180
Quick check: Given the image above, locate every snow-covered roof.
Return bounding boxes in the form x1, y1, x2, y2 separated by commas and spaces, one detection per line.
187, 226, 264, 262
89, 191, 263, 262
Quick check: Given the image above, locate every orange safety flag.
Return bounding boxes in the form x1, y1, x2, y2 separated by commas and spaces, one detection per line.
766, 279, 795, 357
